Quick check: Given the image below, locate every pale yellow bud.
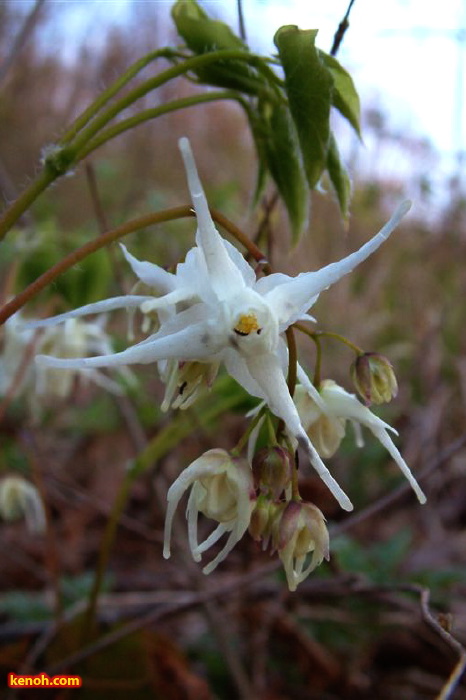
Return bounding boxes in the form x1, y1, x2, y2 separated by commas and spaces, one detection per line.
351, 352, 398, 405
251, 446, 294, 499
272, 501, 329, 591
0, 476, 46, 533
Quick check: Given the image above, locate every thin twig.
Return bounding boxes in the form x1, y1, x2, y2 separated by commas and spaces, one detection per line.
330, 0, 357, 56
408, 585, 466, 700
438, 653, 466, 700
237, 0, 247, 42
45, 563, 279, 675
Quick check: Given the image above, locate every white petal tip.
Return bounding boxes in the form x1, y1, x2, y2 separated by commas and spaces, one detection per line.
341, 497, 354, 512
162, 547, 171, 560
399, 199, 412, 216
202, 563, 216, 575
178, 137, 190, 154
416, 490, 427, 505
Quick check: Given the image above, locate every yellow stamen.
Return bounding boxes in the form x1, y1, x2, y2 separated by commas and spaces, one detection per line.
234, 313, 260, 336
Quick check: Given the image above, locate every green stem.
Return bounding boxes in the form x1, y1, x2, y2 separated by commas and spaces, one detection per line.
295, 323, 363, 355
70, 49, 273, 156
78, 91, 245, 160
0, 168, 56, 242
0, 50, 274, 240
313, 335, 323, 388
80, 471, 134, 643
314, 330, 363, 354
60, 48, 180, 145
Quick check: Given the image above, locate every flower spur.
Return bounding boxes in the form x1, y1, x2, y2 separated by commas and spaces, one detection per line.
27, 137, 414, 512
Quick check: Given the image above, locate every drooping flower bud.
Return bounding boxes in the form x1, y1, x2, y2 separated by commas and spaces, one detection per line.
251, 446, 294, 500
163, 449, 255, 575
0, 476, 46, 534
351, 352, 398, 405
272, 501, 329, 591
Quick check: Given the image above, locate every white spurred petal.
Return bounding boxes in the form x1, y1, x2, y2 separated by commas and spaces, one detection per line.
222, 238, 257, 287
178, 137, 246, 299
319, 382, 426, 504
263, 201, 412, 327
140, 288, 198, 314
22, 296, 154, 330
244, 352, 353, 512
35, 317, 227, 371
119, 244, 176, 291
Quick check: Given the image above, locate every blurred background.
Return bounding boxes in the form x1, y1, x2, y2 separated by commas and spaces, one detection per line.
0, 1, 466, 698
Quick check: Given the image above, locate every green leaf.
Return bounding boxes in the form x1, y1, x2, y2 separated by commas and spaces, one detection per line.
319, 50, 361, 136
274, 25, 333, 189
259, 100, 308, 242
171, 0, 264, 94
326, 133, 351, 220
172, 0, 246, 53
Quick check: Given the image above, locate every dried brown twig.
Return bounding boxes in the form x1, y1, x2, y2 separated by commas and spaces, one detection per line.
330, 0, 357, 57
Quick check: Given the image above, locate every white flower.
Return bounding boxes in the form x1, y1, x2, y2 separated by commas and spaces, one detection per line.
294, 380, 426, 504
163, 449, 255, 574
27, 137, 412, 512
0, 476, 46, 533
0, 312, 128, 401
272, 501, 330, 592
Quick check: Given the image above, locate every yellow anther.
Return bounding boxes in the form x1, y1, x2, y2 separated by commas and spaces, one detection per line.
234, 313, 260, 336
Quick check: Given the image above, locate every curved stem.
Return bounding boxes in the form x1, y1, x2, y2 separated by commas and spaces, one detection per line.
315, 330, 363, 354
78, 91, 245, 160
0, 168, 55, 242
70, 49, 273, 156
0, 207, 267, 325
0, 206, 192, 325
0, 50, 276, 240
295, 323, 363, 355
60, 48, 179, 145
211, 209, 268, 269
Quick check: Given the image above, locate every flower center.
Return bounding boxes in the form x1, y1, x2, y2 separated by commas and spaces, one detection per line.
233, 313, 261, 336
